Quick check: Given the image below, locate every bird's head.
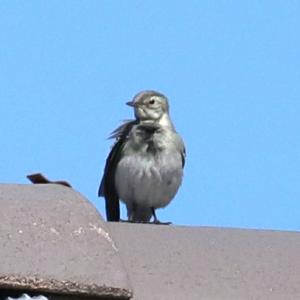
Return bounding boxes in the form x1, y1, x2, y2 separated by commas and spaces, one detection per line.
126, 90, 169, 121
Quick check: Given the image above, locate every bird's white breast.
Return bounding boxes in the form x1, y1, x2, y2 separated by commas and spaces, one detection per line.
115, 149, 183, 209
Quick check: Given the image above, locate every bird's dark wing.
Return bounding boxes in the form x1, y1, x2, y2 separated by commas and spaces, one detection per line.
98, 120, 138, 221
181, 146, 186, 168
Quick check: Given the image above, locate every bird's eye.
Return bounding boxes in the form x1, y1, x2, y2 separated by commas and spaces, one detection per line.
149, 99, 155, 105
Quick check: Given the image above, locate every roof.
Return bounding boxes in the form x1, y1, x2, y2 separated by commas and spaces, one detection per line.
109, 223, 300, 299
0, 184, 131, 299
1, 184, 300, 299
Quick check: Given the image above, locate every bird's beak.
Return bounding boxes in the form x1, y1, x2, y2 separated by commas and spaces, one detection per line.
126, 101, 136, 107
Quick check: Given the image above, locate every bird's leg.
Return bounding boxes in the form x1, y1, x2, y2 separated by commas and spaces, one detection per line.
151, 207, 159, 223
151, 208, 172, 225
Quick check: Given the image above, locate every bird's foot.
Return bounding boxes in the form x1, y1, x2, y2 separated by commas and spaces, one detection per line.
149, 207, 172, 225
151, 207, 172, 225
121, 219, 171, 225
152, 219, 172, 225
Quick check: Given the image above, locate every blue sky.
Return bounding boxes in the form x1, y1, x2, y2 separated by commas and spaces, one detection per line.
1, 1, 299, 231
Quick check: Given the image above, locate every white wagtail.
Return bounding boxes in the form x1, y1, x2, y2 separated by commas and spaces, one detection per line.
98, 90, 185, 223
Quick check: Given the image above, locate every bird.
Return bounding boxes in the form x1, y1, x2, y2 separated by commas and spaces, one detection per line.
98, 90, 185, 223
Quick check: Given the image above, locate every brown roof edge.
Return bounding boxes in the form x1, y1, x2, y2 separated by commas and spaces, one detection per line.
0, 276, 131, 299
